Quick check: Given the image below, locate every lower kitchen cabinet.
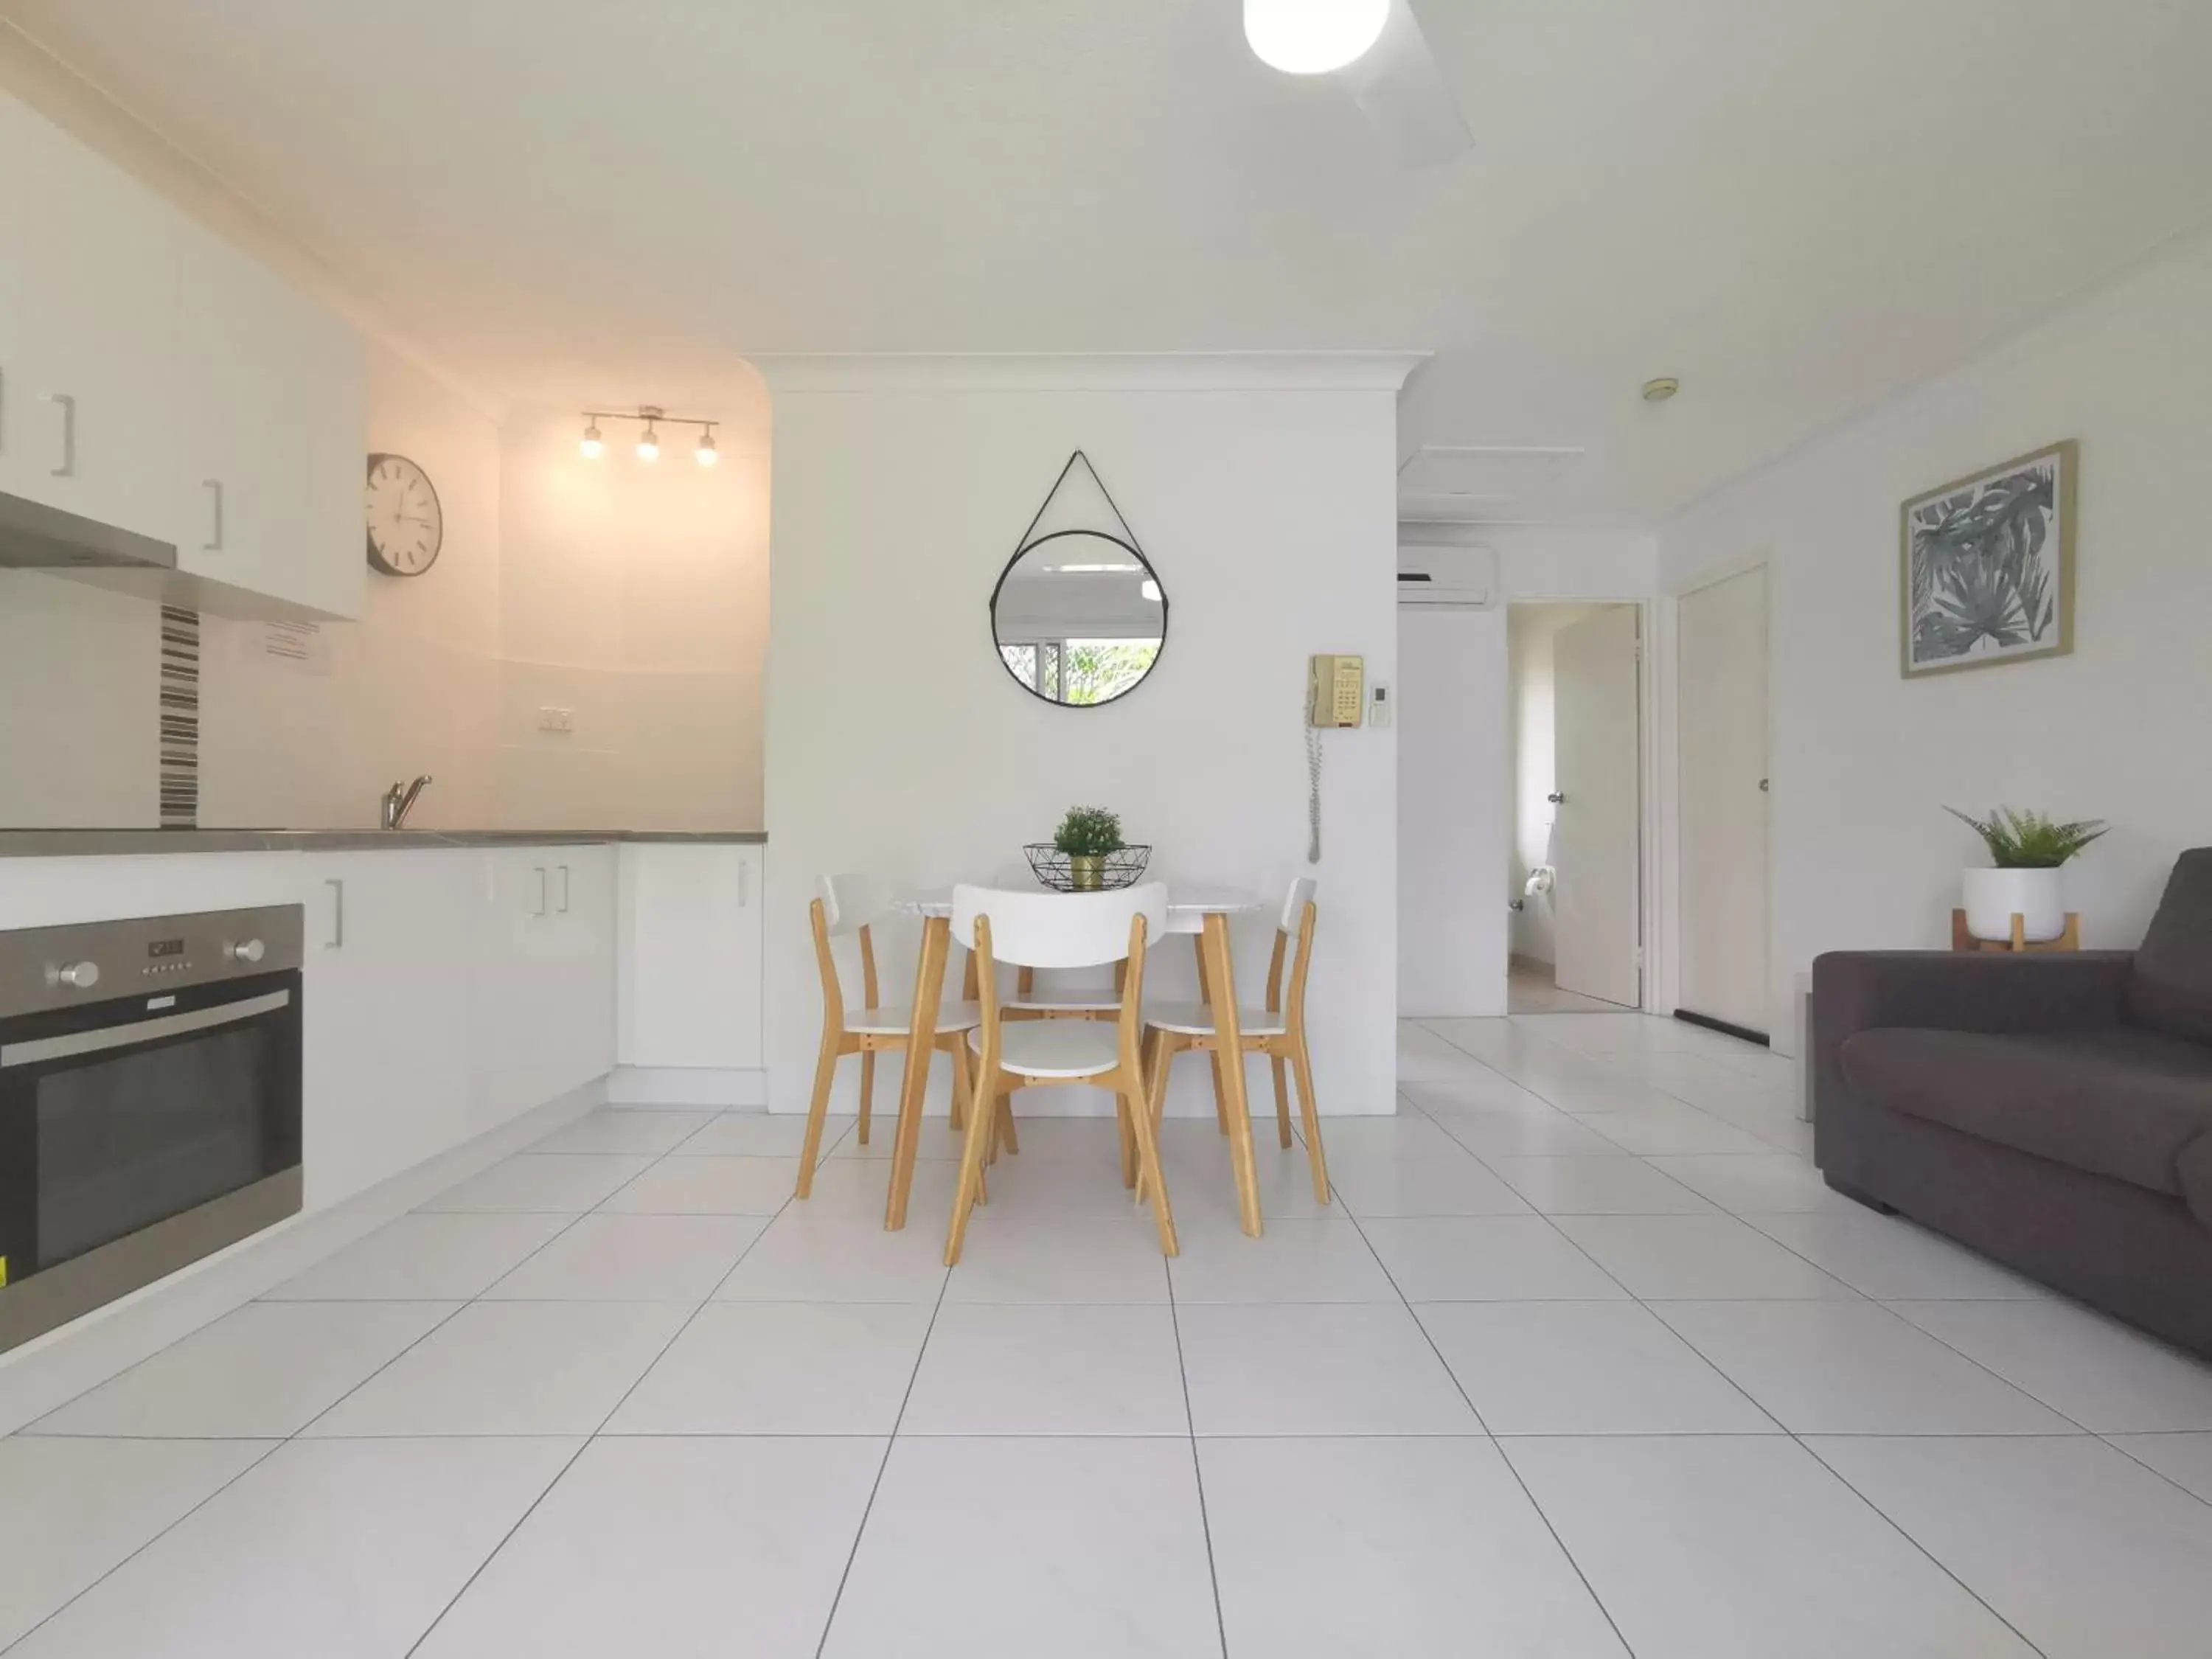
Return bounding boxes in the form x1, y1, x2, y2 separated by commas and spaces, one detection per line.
471, 845, 616, 1124
299, 849, 480, 1208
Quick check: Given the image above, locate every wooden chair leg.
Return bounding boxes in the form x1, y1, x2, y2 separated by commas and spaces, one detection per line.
1194, 936, 1229, 1135
1136, 1031, 1175, 1206
947, 1035, 973, 1135
1291, 1033, 1329, 1205
857, 1050, 875, 1146
1204, 916, 1264, 1238
795, 1029, 841, 1198
1122, 1075, 1179, 1257
1116, 1088, 1138, 1190
1270, 1053, 1293, 1149
944, 1057, 1000, 1267
995, 1088, 1020, 1157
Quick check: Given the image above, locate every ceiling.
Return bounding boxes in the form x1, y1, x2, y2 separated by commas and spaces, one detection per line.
6, 0, 2210, 524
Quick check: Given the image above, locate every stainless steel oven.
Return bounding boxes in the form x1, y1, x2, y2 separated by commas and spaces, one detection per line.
0, 905, 302, 1354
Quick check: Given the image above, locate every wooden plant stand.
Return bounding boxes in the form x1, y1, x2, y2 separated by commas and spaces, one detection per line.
1951, 908, 2081, 953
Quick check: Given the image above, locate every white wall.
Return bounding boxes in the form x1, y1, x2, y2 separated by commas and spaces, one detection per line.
1660, 226, 2212, 1044
1506, 604, 1607, 965
763, 357, 1411, 1117
1398, 607, 1507, 1016
495, 402, 770, 830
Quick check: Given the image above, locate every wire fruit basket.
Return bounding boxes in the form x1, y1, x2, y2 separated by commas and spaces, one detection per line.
1022, 844, 1152, 893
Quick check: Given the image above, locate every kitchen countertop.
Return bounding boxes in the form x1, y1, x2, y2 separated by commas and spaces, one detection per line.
0, 829, 768, 858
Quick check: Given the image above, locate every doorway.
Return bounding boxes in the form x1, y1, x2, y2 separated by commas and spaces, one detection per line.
1508, 603, 1643, 1014
1674, 564, 1770, 1040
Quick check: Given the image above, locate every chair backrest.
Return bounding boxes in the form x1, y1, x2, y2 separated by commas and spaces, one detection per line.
1266, 877, 1320, 1023
1279, 875, 1318, 937
819, 873, 893, 936
952, 883, 1168, 970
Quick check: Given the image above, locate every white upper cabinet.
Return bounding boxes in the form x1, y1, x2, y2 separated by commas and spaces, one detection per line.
0, 91, 364, 621
175, 215, 364, 619
10, 98, 180, 543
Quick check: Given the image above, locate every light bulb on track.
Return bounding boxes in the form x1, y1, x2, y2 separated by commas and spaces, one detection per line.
579, 420, 603, 459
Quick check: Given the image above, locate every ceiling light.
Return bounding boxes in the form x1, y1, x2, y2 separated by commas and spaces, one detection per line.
1641, 377, 1681, 403
579, 420, 603, 460
636, 423, 660, 462
1244, 0, 1389, 75
695, 427, 717, 467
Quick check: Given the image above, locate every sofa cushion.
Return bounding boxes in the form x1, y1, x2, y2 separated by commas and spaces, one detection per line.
1840, 1026, 2212, 1200
2127, 847, 2212, 1046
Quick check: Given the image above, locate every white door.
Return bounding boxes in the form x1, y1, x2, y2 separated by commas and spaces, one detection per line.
1677, 566, 1770, 1035
1551, 607, 1642, 1008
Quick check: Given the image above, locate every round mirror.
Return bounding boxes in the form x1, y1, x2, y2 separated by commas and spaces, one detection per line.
990, 528, 1167, 706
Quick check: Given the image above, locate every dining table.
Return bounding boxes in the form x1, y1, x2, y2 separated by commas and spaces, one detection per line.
881, 885, 1270, 1235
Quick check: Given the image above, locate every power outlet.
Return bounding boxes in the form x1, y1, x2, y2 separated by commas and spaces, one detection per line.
537, 707, 575, 734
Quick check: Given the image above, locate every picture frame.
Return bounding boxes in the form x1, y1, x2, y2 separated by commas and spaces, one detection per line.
1899, 439, 2076, 678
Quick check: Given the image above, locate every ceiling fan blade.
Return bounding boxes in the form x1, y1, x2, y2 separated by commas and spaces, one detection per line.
1338, 0, 1473, 169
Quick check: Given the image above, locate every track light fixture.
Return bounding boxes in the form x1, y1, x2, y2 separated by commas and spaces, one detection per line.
577, 406, 721, 467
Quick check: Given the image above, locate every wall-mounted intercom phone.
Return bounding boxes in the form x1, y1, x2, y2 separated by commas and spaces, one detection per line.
1307, 654, 1366, 728
1304, 654, 1366, 866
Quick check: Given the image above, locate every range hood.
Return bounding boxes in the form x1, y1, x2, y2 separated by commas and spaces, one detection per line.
0, 488, 177, 574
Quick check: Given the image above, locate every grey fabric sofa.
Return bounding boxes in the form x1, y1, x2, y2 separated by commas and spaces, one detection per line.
1813, 848, 2212, 1357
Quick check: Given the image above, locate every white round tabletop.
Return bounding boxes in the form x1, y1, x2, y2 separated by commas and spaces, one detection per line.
894, 885, 1264, 934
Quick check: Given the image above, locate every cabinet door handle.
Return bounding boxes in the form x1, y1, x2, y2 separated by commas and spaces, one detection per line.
325, 877, 345, 949
47, 393, 76, 479
532, 866, 548, 917
556, 864, 571, 914
737, 858, 750, 908
202, 480, 225, 552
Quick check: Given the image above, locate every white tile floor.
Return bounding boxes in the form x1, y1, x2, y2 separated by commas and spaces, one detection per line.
6, 1012, 2212, 1655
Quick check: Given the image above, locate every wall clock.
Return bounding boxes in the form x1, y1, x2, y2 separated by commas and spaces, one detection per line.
364, 453, 444, 577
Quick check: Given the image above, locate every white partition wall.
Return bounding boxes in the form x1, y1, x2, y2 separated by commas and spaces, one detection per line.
760, 355, 1414, 1118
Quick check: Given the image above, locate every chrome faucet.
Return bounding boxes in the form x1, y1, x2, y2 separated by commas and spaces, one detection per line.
381, 775, 433, 830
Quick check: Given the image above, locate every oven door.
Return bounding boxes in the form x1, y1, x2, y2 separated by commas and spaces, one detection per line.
0, 970, 302, 1352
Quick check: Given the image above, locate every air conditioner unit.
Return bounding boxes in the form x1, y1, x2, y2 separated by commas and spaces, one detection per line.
1397, 541, 1498, 608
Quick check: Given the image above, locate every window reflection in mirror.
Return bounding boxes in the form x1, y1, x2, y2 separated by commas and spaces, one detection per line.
990, 529, 1166, 706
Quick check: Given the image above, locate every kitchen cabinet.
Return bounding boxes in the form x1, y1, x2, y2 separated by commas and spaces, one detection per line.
299, 849, 480, 1208
175, 216, 364, 620
8, 98, 180, 543
617, 842, 765, 1072
0, 91, 364, 621
470, 846, 617, 1125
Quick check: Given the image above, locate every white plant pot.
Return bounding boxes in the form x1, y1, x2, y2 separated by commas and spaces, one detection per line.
1961, 866, 2067, 943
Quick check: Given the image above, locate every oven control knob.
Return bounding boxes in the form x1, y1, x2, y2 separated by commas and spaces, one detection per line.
47, 960, 101, 990
228, 939, 266, 964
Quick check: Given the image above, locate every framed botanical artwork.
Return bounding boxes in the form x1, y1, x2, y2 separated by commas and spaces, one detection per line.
1900, 439, 2076, 678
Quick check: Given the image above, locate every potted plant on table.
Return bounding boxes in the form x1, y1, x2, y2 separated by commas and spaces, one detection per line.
1945, 805, 2107, 943
1053, 805, 1124, 893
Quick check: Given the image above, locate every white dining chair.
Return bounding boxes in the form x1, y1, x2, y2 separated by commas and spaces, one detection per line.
946, 882, 1178, 1265
1141, 877, 1329, 1207
797, 873, 982, 1200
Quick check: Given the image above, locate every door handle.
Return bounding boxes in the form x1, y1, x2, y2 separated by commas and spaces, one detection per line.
556, 864, 571, 914
532, 866, 548, 917
737, 858, 750, 908
202, 480, 225, 552
1759, 779, 1770, 793
324, 877, 345, 948
1547, 793, 1566, 805
47, 393, 76, 479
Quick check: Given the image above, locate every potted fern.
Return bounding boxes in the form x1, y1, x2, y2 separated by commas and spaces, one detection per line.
1946, 806, 2107, 942
1052, 804, 1124, 892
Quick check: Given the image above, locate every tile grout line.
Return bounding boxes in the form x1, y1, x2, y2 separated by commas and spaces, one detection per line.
807, 1245, 955, 1659
1412, 1022, 2073, 1656
1331, 1176, 1641, 1659
402, 1116, 810, 1658
0, 1110, 738, 1652
1403, 1021, 2066, 1655
1164, 1228, 1234, 1659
